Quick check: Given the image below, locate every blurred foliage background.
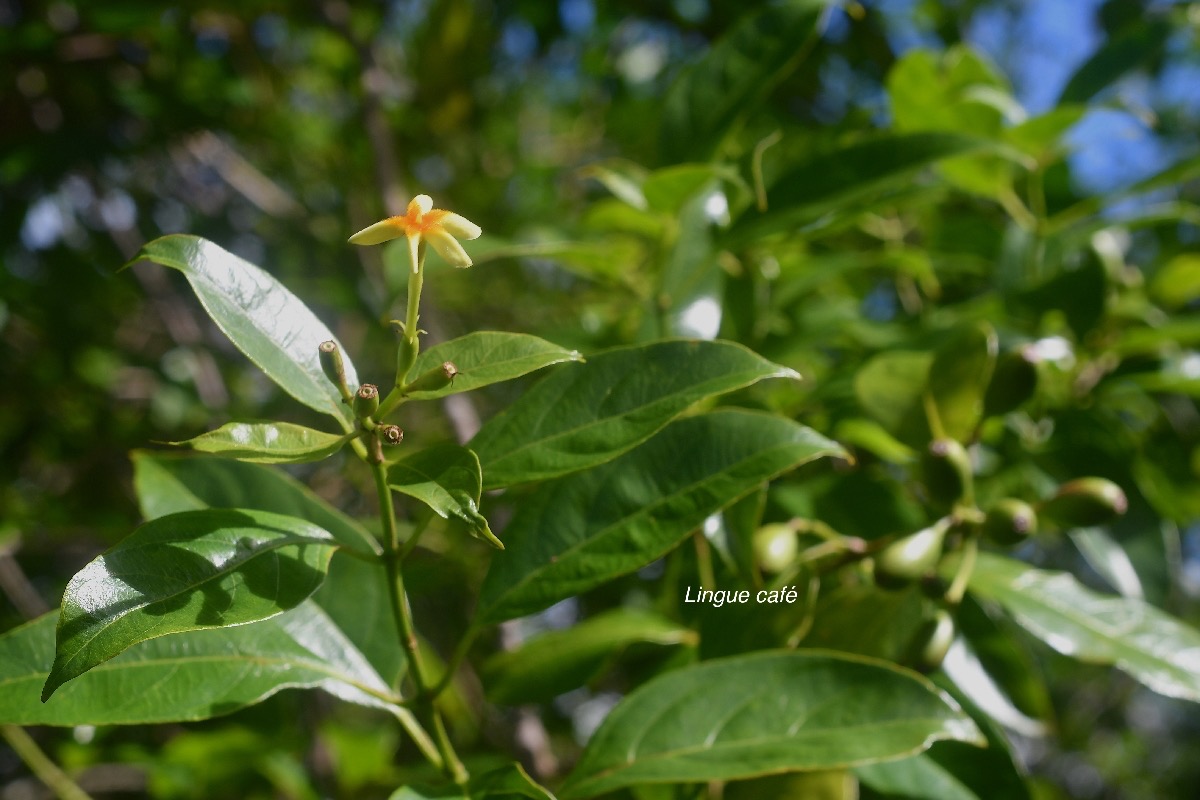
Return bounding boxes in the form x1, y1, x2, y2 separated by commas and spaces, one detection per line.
3, 0, 1200, 797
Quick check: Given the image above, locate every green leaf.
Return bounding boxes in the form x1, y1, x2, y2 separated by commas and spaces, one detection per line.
1150, 253, 1200, 310
927, 322, 998, 442
855, 750, 978, 800
730, 133, 985, 244
483, 609, 696, 705
470, 340, 799, 490
387, 444, 500, 548
406, 332, 583, 401
1058, 16, 1173, 105
659, 0, 825, 163
853, 351, 933, 444
1069, 528, 1144, 599
557, 650, 983, 799
0, 602, 398, 725
130, 451, 401, 682
477, 410, 844, 624
43, 508, 339, 700
126, 235, 358, 421
172, 421, 353, 464
887, 46, 1017, 196
470, 763, 558, 799
961, 552, 1200, 702
660, 182, 722, 339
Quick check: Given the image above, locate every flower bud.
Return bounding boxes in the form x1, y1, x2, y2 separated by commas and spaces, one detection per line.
354, 383, 380, 419
404, 361, 458, 394
983, 347, 1039, 417
920, 438, 972, 510
380, 424, 405, 445
874, 519, 950, 590
1039, 478, 1128, 528
982, 498, 1038, 545
319, 341, 351, 402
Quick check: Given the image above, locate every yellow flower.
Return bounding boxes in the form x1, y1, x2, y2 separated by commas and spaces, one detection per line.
348, 194, 482, 270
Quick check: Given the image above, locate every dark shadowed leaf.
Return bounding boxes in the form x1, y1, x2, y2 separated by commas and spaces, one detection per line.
927, 322, 998, 442
1058, 16, 1173, 104
484, 609, 696, 705
659, 0, 825, 163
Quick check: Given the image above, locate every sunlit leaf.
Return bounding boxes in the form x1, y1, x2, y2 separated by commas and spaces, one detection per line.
43, 508, 339, 699
172, 421, 353, 463
126, 235, 358, 421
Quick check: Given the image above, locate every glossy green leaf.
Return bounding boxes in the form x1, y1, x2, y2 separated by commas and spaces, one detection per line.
387, 444, 500, 548
643, 164, 728, 214
659, 0, 825, 163
927, 322, 998, 442
856, 736, 1031, 800
43, 508, 339, 699
406, 332, 583, 401
1058, 17, 1173, 104
1070, 528, 1144, 599
478, 410, 844, 624
130, 451, 401, 682
730, 133, 985, 243
132, 450, 378, 555
173, 421, 353, 463
0, 602, 398, 725
470, 340, 799, 489
126, 235, 358, 420
558, 651, 983, 799
855, 750, 978, 800
484, 609, 696, 705
962, 552, 1200, 702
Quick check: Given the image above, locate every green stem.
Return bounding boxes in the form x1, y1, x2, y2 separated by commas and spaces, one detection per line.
378, 245, 427, 420
0, 725, 93, 800
945, 533, 979, 606
372, 461, 468, 785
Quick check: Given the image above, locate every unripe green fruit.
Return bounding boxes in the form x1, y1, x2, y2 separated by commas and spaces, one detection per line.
983, 347, 1039, 417
913, 609, 955, 671
404, 361, 459, 394
753, 523, 797, 574
1039, 478, 1128, 528
874, 520, 949, 590
982, 498, 1038, 545
920, 438, 972, 510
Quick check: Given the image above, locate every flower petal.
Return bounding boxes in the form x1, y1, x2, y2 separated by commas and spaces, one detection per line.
411, 194, 433, 215
425, 228, 473, 268
349, 219, 404, 246
438, 212, 482, 241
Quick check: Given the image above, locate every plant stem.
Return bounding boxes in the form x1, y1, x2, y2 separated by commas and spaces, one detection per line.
945, 533, 979, 606
372, 461, 468, 785
0, 725, 93, 800
378, 245, 427, 420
